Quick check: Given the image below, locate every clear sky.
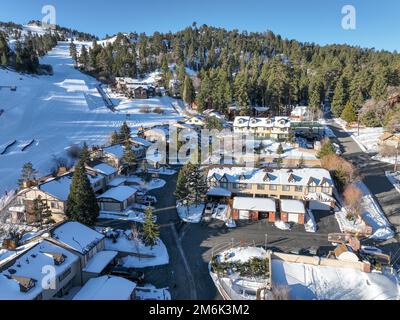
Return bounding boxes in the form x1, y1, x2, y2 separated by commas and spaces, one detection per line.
1, 0, 399, 51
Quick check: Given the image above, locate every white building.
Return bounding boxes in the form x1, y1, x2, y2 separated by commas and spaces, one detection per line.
233, 116, 291, 140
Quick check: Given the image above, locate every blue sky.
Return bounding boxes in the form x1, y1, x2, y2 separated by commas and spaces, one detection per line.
1, 0, 399, 51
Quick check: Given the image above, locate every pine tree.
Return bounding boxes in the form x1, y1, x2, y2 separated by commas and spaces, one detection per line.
65, 157, 99, 226
341, 101, 358, 123
332, 77, 347, 118
32, 195, 52, 225
122, 141, 136, 171
69, 41, 77, 65
80, 142, 90, 164
110, 131, 121, 145
183, 75, 195, 105
175, 167, 188, 202
1, 52, 7, 66
78, 45, 89, 69
186, 164, 208, 205
318, 139, 336, 159
119, 121, 131, 142
142, 207, 160, 248
19, 162, 37, 187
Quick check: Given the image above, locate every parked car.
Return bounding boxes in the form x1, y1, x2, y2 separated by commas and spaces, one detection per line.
361, 246, 383, 256
110, 266, 145, 284
137, 195, 157, 205
204, 203, 215, 215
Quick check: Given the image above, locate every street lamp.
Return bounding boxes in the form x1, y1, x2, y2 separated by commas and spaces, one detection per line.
265, 233, 268, 250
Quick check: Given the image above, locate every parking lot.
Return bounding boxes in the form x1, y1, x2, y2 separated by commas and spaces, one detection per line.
98, 170, 341, 300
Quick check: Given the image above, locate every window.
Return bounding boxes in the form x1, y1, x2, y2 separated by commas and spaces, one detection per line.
322, 187, 331, 194
309, 187, 316, 193
295, 186, 303, 192
269, 185, 277, 191
257, 184, 265, 191
220, 182, 228, 189
51, 202, 58, 209
238, 184, 249, 191
58, 267, 71, 282
282, 185, 291, 192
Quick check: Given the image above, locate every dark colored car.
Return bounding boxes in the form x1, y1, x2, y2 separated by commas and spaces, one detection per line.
110, 266, 145, 284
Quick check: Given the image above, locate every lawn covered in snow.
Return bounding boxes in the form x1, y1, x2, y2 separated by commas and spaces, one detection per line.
0, 41, 183, 194
272, 259, 400, 300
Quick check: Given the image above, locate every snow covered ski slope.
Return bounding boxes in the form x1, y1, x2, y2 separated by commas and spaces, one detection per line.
0, 41, 182, 194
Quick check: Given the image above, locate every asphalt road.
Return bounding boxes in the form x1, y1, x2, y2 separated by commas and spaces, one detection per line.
329, 123, 400, 259
98, 170, 341, 300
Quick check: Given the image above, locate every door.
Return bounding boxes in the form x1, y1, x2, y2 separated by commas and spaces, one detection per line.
239, 210, 250, 220
288, 213, 299, 223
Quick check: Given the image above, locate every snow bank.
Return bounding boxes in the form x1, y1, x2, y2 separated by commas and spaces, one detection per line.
136, 285, 171, 300
275, 220, 291, 231
355, 182, 394, 241
177, 202, 205, 224
272, 259, 400, 300
385, 171, 400, 194
334, 119, 383, 154
218, 247, 268, 264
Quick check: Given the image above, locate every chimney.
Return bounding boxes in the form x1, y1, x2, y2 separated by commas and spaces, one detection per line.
2, 238, 18, 250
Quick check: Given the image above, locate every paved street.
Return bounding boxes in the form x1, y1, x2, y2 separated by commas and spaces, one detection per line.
98, 124, 400, 300
329, 123, 400, 259
98, 170, 341, 300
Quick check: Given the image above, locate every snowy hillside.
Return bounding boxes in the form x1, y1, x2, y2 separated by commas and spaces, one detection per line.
0, 41, 183, 194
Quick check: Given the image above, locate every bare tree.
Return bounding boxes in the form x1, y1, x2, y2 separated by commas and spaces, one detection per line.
271, 285, 291, 300
343, 184, 363, 218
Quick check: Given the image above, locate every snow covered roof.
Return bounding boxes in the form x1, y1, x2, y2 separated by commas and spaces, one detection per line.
233, 116, 291, 129
39, 172, 104, 201
219, 247, 268, 264
73, 276, 136, 300
280, 200, 306, 214
51, 222, 105, 255
0, 240, 79, 300
208, 167, 333, 187
103, 144, 125, 158
131, 136, 152, 148
97, 186, 137, 202
108, 177, 127, 187
92, 163, 118, 176
291, 106, 309, 118
83, 251, 118, 274
233, 197, 276, 212
207, 187, 232, 197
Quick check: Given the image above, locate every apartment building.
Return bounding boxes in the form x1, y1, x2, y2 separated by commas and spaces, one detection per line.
233, 116, 292, 140
207, 166, 334, 202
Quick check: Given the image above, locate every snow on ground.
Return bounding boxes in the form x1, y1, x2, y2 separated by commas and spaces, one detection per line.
138, 167, 177, 176
272, 259, 400, 300
275, 220, 291, 231
372, 154, 398, 165
98, 210, 156, 223
304, 210, 317, 233
136, 285, 171, 300
256, 140, 317, 161
176, 202, 205, 224
218, 247, 268, 264
356, 181, 394, 241
335, 208, 369, 235
0, 41, 183, 194
97, 228, 169, 268
334, 119, 383, 153
126, 176, 166, 191
385, 171, 400, 194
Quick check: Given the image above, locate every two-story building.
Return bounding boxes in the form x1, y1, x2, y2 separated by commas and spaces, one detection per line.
0, 239, 80, 300
233, 116, 292, 140
207, 166, 334, 207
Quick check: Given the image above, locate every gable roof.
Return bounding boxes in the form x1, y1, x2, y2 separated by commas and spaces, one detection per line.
97, 186, 137, 202
0, 240, 78, 300
51, 222, 105, 255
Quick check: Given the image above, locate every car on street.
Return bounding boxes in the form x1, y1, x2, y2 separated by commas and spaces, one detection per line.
110, 266, 145, 284
205, 203, 215, 215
